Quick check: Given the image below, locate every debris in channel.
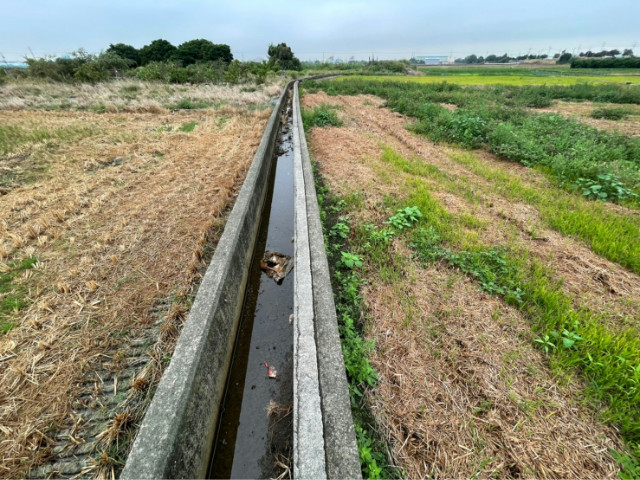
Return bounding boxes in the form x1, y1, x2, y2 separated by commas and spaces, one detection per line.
264, 362, 277, 378
260, 251, 294, 284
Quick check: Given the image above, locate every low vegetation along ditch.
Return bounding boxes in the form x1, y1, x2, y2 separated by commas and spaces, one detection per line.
302, 77, 640, 478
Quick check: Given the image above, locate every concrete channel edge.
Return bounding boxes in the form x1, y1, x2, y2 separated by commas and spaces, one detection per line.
293, 81, 362, 479
121, 83, 292, 479
121, 78, 361, 479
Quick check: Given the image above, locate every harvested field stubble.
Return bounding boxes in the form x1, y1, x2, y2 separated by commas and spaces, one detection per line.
0, 79, 284, 112
303, 91, 640, 478
366, 269, 622, 478
0, 97, 275, 477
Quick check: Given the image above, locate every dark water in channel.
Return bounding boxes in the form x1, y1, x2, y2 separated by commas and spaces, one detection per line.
209, 103, 295, 479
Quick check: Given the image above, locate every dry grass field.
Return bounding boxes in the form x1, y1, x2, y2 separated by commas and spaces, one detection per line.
303, 91, 640, 478
0, 80, 282, 478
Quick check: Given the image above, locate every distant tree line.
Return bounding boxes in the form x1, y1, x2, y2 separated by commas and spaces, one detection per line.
18, 39, 303, 84
454, 53, 549, 64
571, 56, 640, 69
578, 49, 634, 58
452, 48, 636, 67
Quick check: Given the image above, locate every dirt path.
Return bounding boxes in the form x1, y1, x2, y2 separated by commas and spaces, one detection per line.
302, 92, 636, 478
0, 107, 272, 478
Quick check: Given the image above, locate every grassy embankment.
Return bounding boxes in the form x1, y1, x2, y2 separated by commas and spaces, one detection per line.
315, 78, 640, 211
303, 79, 640, 477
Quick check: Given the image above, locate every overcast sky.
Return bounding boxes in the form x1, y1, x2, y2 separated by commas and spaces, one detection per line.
1, 0, 639, 62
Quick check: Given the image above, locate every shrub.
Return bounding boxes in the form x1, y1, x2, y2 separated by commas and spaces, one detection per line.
302, 104, 343, 129
106, 43, 140, 66
74, 61, 109, 83
448, 111, 488, 148
224, 59, 249, 84
556, 52, 573, 64
168, 67, 189, 84
571, 174, 638, 202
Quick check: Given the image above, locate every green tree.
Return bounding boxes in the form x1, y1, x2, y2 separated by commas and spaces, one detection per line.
73, 52, 132, 83
210, 43, 233, 64
267, 43, 302, 71
224, 59, 248, 84
464, 54, 478, 64
623, 48, 634, 57
106, 43, 140, 66
557, 52, 572, 64
139, 39, 176, 65
173, 39, 233, 66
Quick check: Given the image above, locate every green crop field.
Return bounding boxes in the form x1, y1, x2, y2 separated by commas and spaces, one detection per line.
342, 73, 640, 86
417, 66, 640, 77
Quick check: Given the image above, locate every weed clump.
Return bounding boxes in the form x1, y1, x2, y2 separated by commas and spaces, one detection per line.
302, 104, 343, 130
591, 107, 635, 120
1, 257, 38, 334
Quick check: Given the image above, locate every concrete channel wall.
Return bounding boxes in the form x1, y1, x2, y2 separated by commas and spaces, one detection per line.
121, 79, 361, 479
121, 84, 292, 479
292, 81, 361, 479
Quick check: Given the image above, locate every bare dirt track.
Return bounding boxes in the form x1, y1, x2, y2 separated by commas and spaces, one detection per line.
0, 100, 275, 478
302, 91, 639, 478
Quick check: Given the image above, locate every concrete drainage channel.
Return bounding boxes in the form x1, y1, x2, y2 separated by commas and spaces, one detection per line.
121, 81, 361, 479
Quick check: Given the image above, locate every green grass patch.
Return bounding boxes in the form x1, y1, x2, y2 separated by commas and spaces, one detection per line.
417, 66, 640, 77
378, 139, 640, 277
316, 172, 403, 479
1, 257, 38, 334
0, 124, 97, 155
449, 152, 640, 275
179, 121, 198, 132
302, 103, 343, 130
172, 98, 212, 110
307, 78, 640, 204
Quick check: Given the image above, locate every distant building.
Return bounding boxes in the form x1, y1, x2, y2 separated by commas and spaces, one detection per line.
414, 55, 450, 65
1, 61, 28, 68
